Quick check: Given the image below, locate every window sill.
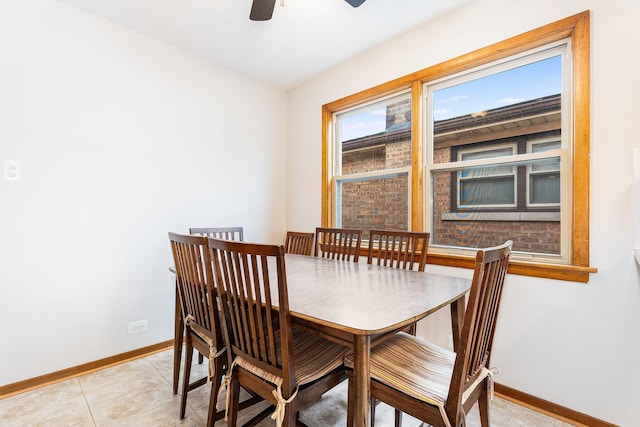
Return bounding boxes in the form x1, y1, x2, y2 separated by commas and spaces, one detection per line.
441, 212, 560, 222
426, 252, 597, 283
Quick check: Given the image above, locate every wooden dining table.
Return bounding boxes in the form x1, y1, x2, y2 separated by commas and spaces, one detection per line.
281, 254, 470, 427
171, 253, 470, 427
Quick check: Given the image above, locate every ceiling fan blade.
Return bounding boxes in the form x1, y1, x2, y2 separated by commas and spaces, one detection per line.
250, 0, 277, 21
345, 0, 366, 7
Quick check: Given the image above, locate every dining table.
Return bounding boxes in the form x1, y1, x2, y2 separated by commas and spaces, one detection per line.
280, 254, 471, 427
171, 253, 471, 427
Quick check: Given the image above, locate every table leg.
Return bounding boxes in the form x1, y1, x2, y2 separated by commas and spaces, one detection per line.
353, 335, 371, 427
450, 295, 465, 352
173, 281, 184, 395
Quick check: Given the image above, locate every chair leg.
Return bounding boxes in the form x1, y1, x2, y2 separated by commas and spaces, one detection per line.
370, 397, 376, 425
227, 376, 241, 426
180, 335, 193, 419
394, 409, 402, 427
408, 322, 417, 336
173, 283, 184, 395
283, 402, 297, 427
346, 376, 354, 427
206, 357, 224, 426
478, 383, 490, 427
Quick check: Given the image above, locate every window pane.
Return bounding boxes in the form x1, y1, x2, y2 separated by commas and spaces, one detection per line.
530, 172, 560, 204
338, 174, 409, 240
336, 92, 412, 238
460, 176, 515, 206
337, 93, 411, 175
531, 140, 561, 172
428, 50, 564, 256
457, 146, 516, 207
531, 140, 560, 153
460, 147, 514, 161
528, 140, 561, 205
432, 56, 561, 121
458, 164, 514, 179
459, 147, 515, 177
432, 169, 561, 255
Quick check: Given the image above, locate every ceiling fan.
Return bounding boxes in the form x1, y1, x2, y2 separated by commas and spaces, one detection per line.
250, 0, 366, 21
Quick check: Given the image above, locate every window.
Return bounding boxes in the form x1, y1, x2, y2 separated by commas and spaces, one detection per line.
332, 92, 412, 240
456, 144, 517, 208
426, 45, 569, 262
322, 11, 595, 282
527, 138, 561, 207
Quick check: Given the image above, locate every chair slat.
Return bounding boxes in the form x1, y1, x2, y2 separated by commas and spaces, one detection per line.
367, 230, 430, 272
314, 227, 363, 262
190, 226, 244, 241
285, 231, 314, 256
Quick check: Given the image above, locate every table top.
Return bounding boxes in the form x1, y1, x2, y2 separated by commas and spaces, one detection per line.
282, 254, 471, 336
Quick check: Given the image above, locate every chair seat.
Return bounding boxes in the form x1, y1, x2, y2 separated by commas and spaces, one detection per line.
236, 327, 349, 387
345, 332, 455, 407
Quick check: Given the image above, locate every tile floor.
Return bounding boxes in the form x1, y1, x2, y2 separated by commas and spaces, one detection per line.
0, 349, 573, 426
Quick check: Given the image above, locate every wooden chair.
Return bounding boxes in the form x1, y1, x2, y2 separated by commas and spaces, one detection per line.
346, 241, 512, 427
314, 227, 363, 262
209, 238, 349, 427
169, 233, 263, 426
366, 230, 430, 422
168, 232, 229, 425
284, 231, 315, 256
368, 230, 430, 335
189, 226, 244, 241
367, 229, 430, 272
186, 227, 243, 366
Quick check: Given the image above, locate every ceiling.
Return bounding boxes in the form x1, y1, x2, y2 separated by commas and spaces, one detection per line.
56, 0, 471, 89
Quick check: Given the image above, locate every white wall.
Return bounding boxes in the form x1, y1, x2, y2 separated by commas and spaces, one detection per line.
0, 0, 287, 385
287, 1, 640, 425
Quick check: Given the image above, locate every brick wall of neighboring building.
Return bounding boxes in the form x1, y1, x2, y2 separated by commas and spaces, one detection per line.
430, 146, 560, 254
341, 175, 409, 237
431, 214, 561, 253
341, 142, 410, 238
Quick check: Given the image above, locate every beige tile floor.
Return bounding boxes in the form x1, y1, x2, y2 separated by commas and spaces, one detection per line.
0, 349, 573, 426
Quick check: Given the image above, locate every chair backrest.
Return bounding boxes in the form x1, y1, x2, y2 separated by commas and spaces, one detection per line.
314, 227, 363, 261
447, 240, 512, 418
190, 226, 244, 241
209, 238, 295, 389
168, 232, 224, 349
284, 231, 315, 256
367, 230, 430, 271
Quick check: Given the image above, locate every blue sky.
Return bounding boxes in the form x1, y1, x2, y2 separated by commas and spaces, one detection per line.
340, 55, 561, 141
433, 55, 561, 120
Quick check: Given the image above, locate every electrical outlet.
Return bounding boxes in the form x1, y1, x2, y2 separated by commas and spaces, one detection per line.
128, 320, 148, 334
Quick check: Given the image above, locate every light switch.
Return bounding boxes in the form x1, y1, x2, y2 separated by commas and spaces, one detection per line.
4, 160, 21, 181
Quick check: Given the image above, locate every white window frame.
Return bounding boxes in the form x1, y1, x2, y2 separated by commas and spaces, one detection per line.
332, 90, 412, 230
423, 41, 572, 264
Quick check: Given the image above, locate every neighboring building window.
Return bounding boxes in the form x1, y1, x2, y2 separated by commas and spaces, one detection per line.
456, 144, 517, 209
322, 12, 595, 282
527, 138, 561, 207
332, 92, 411, 240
